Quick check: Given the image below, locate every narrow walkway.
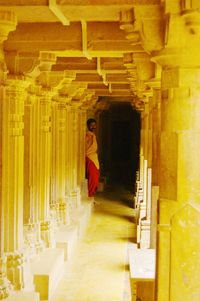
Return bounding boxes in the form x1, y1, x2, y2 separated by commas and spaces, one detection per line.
54, 187, 136, 301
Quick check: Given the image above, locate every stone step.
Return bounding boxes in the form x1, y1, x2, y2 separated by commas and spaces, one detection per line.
31, 248, 64, 300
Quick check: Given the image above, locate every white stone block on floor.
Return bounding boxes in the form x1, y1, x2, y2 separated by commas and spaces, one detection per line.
129, 247, 156, 281
31, 248, 64, 300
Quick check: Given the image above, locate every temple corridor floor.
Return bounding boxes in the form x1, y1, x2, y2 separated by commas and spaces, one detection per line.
54, 187, 136, 301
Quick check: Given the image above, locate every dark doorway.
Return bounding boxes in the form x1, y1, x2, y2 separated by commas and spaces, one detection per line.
98, 102, 140, 191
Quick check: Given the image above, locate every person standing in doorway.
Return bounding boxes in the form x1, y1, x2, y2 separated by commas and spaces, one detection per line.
85, 118, 100, 197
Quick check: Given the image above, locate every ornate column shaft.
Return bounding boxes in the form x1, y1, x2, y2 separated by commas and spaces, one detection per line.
78, 109, 88, 197
0, 10, 17, 299
68, 104, 81, 208
51, 95, 70, 225
150, 88, 161, 249
71, 107, 78, 191
66, 105, 73, 194
24, 85, 37, 225
2, 78, 30, 290
38, 88, 54, 247
3, 78, 27, 252
65, 104, 71, 194
77, 109, 86, 187
23, 84, 46, 255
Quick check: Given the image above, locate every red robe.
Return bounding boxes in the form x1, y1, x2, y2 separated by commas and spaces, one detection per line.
85, 131, 99, 197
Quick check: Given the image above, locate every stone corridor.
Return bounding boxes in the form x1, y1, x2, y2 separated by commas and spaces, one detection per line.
54, 188, 135, 301
1, 1, 200, 300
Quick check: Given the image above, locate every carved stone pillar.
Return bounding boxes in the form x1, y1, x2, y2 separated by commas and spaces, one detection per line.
150, 88, 161, 249
51, 95, 70, 226
156, 69, 200, 301
24, 85, 37, 225
68, 105, 81, 209
23, 85, 45, 255
0, 10, 17, 300
2, 78, 30, 290
71, 107, 78, 191
65, 104, 72, 195
78, 109, 87, 197
140, 103, 149, 202
152, 7, 200, 300
39, 88, 55, 247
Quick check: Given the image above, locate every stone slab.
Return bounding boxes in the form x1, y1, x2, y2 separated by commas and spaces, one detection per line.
129, 248, 155, 281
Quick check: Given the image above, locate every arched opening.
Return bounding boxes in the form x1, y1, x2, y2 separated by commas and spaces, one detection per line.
98, 102, 140, 191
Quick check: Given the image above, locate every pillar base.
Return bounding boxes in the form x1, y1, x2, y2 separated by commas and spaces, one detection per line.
0, 256, 12, 300
68, 187, 81, 210
6, 252, 35, 292
80, 179, 88, 198
40, 221, 56, 248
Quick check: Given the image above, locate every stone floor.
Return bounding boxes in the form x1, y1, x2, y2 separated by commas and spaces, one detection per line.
53, 186, 136, 301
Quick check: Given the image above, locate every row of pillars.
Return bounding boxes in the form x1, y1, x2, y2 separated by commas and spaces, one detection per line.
0, 76, 88, 299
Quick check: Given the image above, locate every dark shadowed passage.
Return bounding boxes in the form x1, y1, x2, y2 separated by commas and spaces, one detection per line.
98, 102, 140, 191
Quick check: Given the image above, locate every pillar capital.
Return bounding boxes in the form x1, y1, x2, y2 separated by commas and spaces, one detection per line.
25, 51, 57, 79
6, 76, 30, 91
124, 52, 155, 81
152, 10, 200, 69
131, 96, 145, 112
120, 9, 141, 46
54, 93, 72, 105
26, 83, 41, 96
120, 6, 164, 52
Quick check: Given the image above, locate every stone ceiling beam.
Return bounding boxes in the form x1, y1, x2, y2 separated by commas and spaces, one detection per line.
95, 90, 132, 96
0, 1, 160, 23
4, 22, 141, 56
88, 83, 130, 90
74, 73, 128, 83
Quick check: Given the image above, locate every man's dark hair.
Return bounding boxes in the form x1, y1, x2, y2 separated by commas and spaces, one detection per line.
87, 118, 96, 127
